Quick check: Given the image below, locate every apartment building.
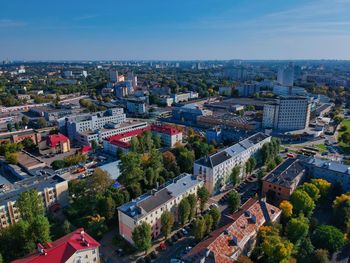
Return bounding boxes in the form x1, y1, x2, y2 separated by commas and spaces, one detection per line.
185, 198, 281, 262
118, 174, 203, 244
151, 124, 182, 147
263, 96, 311, 131
194, 133, 271, 193
262, 158, 306, 202
0, 175, 68, 229
13, 228, 100, 263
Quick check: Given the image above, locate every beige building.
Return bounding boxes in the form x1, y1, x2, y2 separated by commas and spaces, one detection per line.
0, 175, 68, 229
118, 174, 203, 244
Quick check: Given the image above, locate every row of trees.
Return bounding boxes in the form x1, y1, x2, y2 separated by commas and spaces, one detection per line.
51, 153, 87, 170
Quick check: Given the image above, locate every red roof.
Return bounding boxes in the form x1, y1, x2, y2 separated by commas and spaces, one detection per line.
151, 124, 181, 135
12, 228, 100, 263
107, 126, 151, 142
47, 134, 69, 148
81, 145, 92, 153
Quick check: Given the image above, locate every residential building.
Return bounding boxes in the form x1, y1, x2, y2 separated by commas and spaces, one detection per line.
263, 96, 311, 131
219, 86, 233, 96
46, 133, 71, 154
277, 64, 294, 86
236, 82, 260, 97
0, 175, 68, 229
262, 158, 306, 202
126, 98, 146, 115
272, 85, 306, 96
194, 133, 271, 193
109, 68, 118, 82
12, 228, 100, 263
300, 157, 350, 192
171, 93, 190, 103
118, 174, 203, 244
63, 70, 87, 78
185, 198, 281, 262
151, 124, 182, 147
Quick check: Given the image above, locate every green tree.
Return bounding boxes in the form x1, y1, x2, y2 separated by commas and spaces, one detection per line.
22, 137, 35, 150
310, 179, 331, 198
209, 207, 221, 228
197, 186, 210, 212
51, 160, 66, 170
62, 220, 72, 235
193, 217, 206, 241
296, 237, 315, 263
37, 117, 47, 128
187, 194, 197, 219
313, 249, 329, 263
16, 189, 44, 222
204, 214, 213, 234
227, 191, 241, 213
177, 148, 195, 173
230, 166, 241, 187
161, 211, 174, 239
99, 196, 116, 222
119, 152, 144, 185
91, 140, 98, 149
312, 225, 345, 253
285, 214, 309, 243
132, 222, 152, 253
88, 168, 112, 193
22, 116, 29, 126
290, 189, 315, 216
178, 198, 191, 225
30, 215, 51, 244
279, 200, 293, 219
299, 182, 320, 201
5, 152, 18, 164
262, 235, 293, 263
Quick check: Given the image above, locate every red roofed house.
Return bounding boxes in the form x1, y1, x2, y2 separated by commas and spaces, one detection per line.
103, 126, 151, 154
12, 228, 100, 263
47, 133, 71, 154
184, 198, 281, 263
150, 124, 182, 147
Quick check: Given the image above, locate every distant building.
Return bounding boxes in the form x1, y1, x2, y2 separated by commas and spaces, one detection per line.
172, 104, 212, 123
30, 106, 72, 121
272, 85, 306, 96
185, 198, 281, 262
219, 86, 233, 96
126, 98, 146, 115
236, 82, 260, 97
118, 173, 203, 244
194, 133, 271, 193
151, 124, 182, 147
262, 158, 306, 202
159, 95, 173, 106
277, 64, 294, 86
263, 96, 311, 131
12, 228, 100, 263
109, 68, 118, 82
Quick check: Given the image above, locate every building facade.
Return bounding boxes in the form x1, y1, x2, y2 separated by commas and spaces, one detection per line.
194, 133, 271, 193
118, 174, 203, 244
263, 96, 311, 131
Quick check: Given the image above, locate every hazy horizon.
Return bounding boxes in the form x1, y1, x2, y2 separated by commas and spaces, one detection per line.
2, 0, 350, 60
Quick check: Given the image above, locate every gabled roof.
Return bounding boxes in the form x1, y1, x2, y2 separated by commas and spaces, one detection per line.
151, 124, 182, 135
12, 228, 99, 263
185, 198, 281, 263
47, 134, 69, 148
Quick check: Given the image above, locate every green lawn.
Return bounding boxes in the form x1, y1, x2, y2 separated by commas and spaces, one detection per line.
338, 119, 350, 153
315, 144, 327, 152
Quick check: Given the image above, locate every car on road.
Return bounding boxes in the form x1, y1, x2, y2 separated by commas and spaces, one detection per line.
158, 242, 167, 251
181, 229, 189, 235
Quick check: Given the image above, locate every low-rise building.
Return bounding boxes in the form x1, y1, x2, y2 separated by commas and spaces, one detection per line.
0, 129, 42, 144
262, 158, 306, 202
126, 98, 146, 115
300, 157, 350, 192
185, 198, 281, 262
194, 133, 271, 193
151, 124, 182, 147
159, 95, 173, 106
172, 104, 212, 123
46, 133, 71, 154
0, 175, 68, 229
118, 174, 203, 244
12, 228, 100, 263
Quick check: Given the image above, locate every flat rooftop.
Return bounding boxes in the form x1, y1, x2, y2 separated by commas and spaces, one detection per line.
263, 158, 305, 188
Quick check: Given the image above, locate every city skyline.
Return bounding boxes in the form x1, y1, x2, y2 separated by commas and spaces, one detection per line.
1, 0, 350, 60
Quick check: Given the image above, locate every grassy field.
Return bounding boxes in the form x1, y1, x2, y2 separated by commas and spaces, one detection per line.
338, 119, 350, 153
315, 144, 327, 152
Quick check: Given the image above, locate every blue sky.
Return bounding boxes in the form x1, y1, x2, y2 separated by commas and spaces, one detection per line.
1, 0, 350, 60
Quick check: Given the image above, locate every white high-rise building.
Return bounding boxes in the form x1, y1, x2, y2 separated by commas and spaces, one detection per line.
263, 96, 311, 131
109, 69, 119, 82
277, 64, 294, 86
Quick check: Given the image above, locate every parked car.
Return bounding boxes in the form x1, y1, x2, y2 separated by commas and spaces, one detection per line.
158, 242, 167, 251
181, 228, 189, 235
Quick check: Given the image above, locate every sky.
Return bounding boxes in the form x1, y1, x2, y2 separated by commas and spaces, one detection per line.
1, 0, 350, 60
